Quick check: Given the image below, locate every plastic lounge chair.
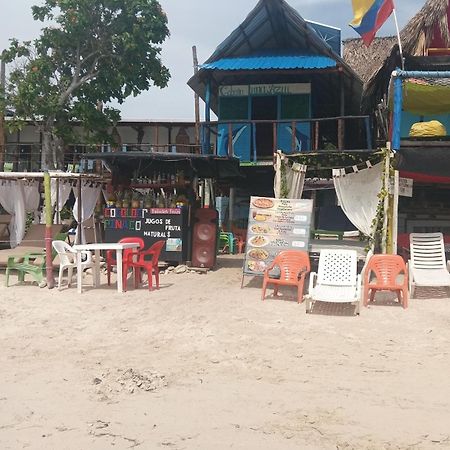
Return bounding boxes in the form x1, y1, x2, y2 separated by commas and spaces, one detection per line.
363, 254, 408, 309
5, 232, 67, 287
106, 237, 145, 287
261, 250, 310, 303
52, 241, 94, 289
306, 249, 361, 315
123, 240, 165, 291
409, 232, 450, 298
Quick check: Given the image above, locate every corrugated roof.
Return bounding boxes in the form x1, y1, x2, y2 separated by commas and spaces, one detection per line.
200, 55, 336, 71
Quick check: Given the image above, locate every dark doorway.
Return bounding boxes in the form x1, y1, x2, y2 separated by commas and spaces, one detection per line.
251, 96, 277, 158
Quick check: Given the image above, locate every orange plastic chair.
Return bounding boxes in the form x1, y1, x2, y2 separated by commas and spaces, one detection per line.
123, 240, 165, 291
363, 254, 408, 308
106, 237, 145, 287
261, 250, 310, 303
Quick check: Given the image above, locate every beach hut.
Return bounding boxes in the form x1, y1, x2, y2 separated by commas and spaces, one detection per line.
344, 0, 450, 255
188, 0, 371, 162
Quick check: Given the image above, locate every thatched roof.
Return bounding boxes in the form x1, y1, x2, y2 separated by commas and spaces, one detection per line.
344, 0, 450, 111
401, 0, 450, 55
343, 37, 397, 85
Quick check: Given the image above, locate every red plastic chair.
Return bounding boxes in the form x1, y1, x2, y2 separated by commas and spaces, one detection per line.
261, 250, 310, 303
363, 254, 408, 309
106, 237, 145, 287
124, 240, 165, 291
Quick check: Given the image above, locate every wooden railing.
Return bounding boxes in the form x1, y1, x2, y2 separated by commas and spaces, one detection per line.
200, 115, 373, 160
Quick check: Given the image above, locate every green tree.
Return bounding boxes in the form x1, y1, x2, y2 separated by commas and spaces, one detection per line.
1, 0, 170, 170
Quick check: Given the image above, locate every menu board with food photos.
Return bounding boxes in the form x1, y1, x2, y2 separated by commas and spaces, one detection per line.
243, 196, 314, 276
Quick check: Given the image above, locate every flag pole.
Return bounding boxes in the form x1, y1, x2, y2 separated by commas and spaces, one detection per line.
392, 8, 405, 70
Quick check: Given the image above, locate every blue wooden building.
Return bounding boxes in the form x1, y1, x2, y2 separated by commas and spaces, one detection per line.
188, 0, 371, 163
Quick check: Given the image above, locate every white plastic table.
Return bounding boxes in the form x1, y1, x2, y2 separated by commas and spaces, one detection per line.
73, 242, 140, 293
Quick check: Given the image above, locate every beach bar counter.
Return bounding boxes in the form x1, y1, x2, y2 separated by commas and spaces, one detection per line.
82, 151, 242, 265
104, 206, 189, 263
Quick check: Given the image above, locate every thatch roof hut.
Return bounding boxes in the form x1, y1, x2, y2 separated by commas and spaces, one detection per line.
401, 0, 450, 55
343, 0, 450, 110
343, 36, 397, 84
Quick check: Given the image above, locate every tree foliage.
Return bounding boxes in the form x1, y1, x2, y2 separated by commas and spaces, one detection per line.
1, 0, 170, 169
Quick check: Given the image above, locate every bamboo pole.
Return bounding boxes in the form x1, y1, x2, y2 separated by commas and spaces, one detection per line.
192, 46, 200, 147
382, 150, 390, 254
44, 171, 55, 289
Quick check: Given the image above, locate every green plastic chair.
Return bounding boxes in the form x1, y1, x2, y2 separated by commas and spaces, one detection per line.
5, 232, 67, 287
219, 232, 235, 254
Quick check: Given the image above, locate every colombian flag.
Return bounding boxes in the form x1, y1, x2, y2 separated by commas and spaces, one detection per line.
350, 0, 394, 46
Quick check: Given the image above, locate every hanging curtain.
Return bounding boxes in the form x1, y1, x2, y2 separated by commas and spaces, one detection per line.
51, 179, 73, 222
273, 150, 307, 199
0, 180, 26, 248
72, 180, 101, 243
333, 162, 383, 237
23, 180, 41, 224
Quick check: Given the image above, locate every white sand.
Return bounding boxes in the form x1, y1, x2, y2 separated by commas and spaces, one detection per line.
1, 255, 450, 449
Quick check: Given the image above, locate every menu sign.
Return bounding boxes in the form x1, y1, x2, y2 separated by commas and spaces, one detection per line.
243, 197, 313, 276
104, 208, 187, 262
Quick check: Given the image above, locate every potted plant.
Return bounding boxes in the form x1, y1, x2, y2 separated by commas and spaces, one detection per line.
122, 190, 131, 208
144, 191, 153, 208
115, 191, 123, 208
131, 191, 141, 208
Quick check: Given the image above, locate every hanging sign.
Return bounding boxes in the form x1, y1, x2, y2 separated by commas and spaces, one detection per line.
399, 177, 413, 197
243, 197, 314, 276
219, 83, 311, 97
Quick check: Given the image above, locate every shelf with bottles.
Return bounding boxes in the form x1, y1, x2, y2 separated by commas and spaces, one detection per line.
106, 188, 188, 210
130, 182, 189, 189
130, 169, 188, 188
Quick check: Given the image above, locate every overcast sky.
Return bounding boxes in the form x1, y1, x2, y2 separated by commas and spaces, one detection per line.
0, 0, 425, 121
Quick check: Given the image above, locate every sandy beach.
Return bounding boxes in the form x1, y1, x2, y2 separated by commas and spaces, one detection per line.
1, 254, 450, 449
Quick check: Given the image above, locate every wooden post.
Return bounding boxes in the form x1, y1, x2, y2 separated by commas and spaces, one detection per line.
77, 176, 82, 244
272, 122, 277, 154
382, 150, 390, 254
44, 172, 55, 289
192, 46, 201, 147
0, 59, 5, 171
228, 123, 233, 157
55, 178, 60, 224
291, 121, 296, 152
229, 187, 235, 230
391, 170, 399, 255
337, 119, 344, 150
314, 121, 319, 151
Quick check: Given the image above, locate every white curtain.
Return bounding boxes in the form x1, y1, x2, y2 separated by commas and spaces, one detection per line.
333, 162, 383, 237
73, 181, 101, 243
0, 180, 26, 248
23, 180, 41, 224
51, 179, 73, 222
274, 150, 307, 199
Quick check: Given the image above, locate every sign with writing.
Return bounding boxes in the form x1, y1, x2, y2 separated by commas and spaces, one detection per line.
243, 197, 314, 276
104, 208, 187, 263
219, 83, 311, 97
399, 177, 413, 197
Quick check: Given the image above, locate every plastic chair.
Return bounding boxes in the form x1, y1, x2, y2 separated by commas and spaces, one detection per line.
363, 254, 408, 309
52, 241, 94, 289
261, 250, 310, 303
123, 240, 165, 291
306, 249, 361, 315
106, 237, 145, 287
5, 232, 67, 287
409, 232, 450, 298
219, 232, 235, 254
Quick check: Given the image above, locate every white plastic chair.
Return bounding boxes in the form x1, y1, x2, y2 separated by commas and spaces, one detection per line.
52, 241, 94, 289
409, 233, 450, 298
306, 249, 361, 314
